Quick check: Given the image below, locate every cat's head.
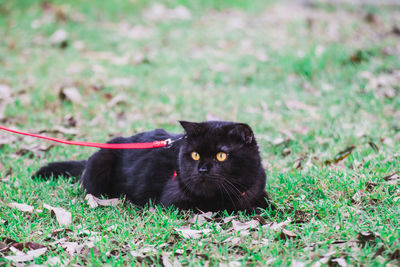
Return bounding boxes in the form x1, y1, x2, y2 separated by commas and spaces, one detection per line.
177, 121, 265, 199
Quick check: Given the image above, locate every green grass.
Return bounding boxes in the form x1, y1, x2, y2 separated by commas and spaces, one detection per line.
1, 0, 400, 265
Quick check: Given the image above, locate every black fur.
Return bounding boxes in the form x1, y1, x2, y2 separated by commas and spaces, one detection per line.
33, 121, 273, 212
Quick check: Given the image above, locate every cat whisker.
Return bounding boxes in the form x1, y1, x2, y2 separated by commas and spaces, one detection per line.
219, 183, 238, 210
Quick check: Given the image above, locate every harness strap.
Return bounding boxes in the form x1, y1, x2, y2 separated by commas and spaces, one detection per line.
0, 125, 169, 149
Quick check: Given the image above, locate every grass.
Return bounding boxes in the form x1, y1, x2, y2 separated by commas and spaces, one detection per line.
1, 0, 400, 265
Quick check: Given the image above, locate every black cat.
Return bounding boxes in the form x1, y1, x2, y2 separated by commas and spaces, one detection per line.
34, 121, 273, 213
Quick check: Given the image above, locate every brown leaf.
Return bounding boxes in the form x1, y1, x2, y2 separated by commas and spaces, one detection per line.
107, 94, 129, 108
389, 249, 400, 261
130, 246, 157, 260
392, 25, 400, 36
358, 231, 379, 247
383, 172, 400, 181
190, 212, 213, 224
1, 237, 17, 245
231, 220, 259, 231
279, 228, 297, 240
263, 219, 292, 231
7, 202, 34, 213
51, 228, 73, 237
368, 141, 379, 152
51, 126, 78, 136
50, 29, 68, 48
84, 194, 120, 208
350, 50, 367, 63
325, 145, 356, 165
174, 228, 211, 239
373, 245, 386, 259
60, 87, 82, 104
0, 241, 7, 251
252, 215, 266, 225
282, 148, 292, 157
81, 246, 100, 257
11, 242, 46, 251
43, 204, 72, 226
63, 114, 77, 127
5, 247, 47, 262
364, 12, 380, 24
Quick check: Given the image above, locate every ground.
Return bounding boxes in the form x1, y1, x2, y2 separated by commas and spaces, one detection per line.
0, 0, 400, 266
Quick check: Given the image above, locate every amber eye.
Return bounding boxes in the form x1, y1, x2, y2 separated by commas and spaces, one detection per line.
191, 152, 200, 161
216, 152, 227, 162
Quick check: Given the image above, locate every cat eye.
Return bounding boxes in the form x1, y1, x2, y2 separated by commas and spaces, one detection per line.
191, 152, 200, 161
216, 152, 227, 162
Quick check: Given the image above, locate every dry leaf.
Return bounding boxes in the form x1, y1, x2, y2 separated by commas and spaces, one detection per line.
231, 220, 259, 231
352, 190, 365, 204
330, 258, 347, 267
60, 87, 82, 104
358, 231, 379, 246
43, 204, 72, 226
130, 246, 157, 260
291, 261, 306, 267
162, 253, 173, 267
50, 29, 68, 47
263, 219, 292, 231
7, 202, 34, 213
325, 145, 356, 165
126, 25, 155, 40
108, 77, 135, 87
222, 216, 237, 224
383, 172, 400, 182
280, 228, 297, 240
282, 148, 291, 157
46, 257, 61, 265
5, 247, 47, 263
285, 100, 317, 112
0, 84, 12, 120
190, 212, 213, 224
107, 94, 129, 108
11, 242, 46, 251
61, 242, 83, 255
224, 236, 242, 246
174, 228, 211, 239
143, 3, 192, 21
85, 194, 120, 208
0, 134, 18, 147
252, 215, 266, 225
51, 228, 73, 237
51, 126, 78, 135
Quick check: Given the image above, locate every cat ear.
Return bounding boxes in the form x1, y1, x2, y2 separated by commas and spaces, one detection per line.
228, 123, 254, 144
179, 121, 204, 136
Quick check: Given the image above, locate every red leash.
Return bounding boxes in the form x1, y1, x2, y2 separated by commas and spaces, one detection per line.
0, 125, 170, 149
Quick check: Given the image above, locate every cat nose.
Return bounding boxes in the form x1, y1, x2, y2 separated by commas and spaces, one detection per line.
199, 166, 208, 174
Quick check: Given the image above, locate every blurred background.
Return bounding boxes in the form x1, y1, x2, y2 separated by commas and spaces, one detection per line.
0, 0, 399, 172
